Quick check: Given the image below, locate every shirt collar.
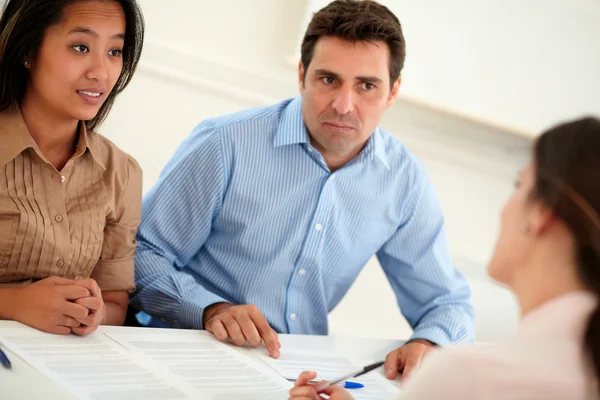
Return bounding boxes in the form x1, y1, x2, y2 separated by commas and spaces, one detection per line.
0, 105, 106, 171
274, 97, 310, 147
369, 127, 390, 170
274, 97, 390, 170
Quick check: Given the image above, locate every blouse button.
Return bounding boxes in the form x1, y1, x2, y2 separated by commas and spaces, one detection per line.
56, 259, 65, 268
55, 215, 63, 223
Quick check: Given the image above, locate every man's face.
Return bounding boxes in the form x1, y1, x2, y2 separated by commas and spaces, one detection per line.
299, 36, 400, 166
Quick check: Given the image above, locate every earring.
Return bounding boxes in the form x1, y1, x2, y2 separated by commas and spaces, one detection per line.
23, 60, 28, 67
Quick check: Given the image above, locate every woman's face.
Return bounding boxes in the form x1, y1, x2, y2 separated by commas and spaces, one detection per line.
488, 161, 539, 286
25, 1, 125, 122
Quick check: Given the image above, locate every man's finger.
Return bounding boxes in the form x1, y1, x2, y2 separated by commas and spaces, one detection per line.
221, 314, 245, 346
401, 351, 422, 379
207, 319, 228, 341
384, 348, 401, 379
250, 309, 280, 358
234, 313, 262, 347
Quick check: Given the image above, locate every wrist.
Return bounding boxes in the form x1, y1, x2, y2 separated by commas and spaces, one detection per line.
203, 302, 232, 325
0, 288, 19, 320
407, 338, 436, 347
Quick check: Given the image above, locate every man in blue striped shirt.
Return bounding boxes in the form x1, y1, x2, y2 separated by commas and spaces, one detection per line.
131, 0, 474, 379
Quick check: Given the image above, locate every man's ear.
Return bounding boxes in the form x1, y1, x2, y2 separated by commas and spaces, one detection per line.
386, 76, 402, 109
298, 60, 305, 95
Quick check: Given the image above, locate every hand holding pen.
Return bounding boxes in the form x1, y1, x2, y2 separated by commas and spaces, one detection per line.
288, 361, 384, 400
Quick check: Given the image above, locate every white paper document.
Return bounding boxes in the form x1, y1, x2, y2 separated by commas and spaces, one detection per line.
1, 324, 397, 400
257, 348, 400, 400
0, 328, 196, 400
105, 330, 292, 399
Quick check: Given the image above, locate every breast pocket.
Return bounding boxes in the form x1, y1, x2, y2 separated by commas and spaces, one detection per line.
0, 197, 21, 269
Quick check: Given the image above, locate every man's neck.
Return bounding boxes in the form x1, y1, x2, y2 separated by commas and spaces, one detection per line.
312, 142, 365, 173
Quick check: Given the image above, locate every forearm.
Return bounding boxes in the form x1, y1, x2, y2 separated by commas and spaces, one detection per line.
0, 288, 17, 320
132, 245, 226, 329
102, 302, 126, 325
410, 302, 475, 346
101, 291, 129, 326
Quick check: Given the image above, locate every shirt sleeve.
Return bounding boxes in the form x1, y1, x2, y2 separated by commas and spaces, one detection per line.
92, 155, 143, 292
376, 160, 475, 345
398, 348, 485, 399
129, 121, 230, 329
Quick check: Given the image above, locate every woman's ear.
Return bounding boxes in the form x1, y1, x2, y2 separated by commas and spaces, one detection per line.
529, 203, 557, 237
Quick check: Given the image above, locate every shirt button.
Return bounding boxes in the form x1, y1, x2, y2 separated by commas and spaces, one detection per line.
56, 259, 65, 267
315, 223, 322, 231
298, 269, 306, 276
290, 313, 297, 321
55, 214, 63, 223
330, 174, 335, 180
61, 176, 65, 183
307, 147, 313, 152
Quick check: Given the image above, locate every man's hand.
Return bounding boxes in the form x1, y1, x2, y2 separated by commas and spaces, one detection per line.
203, 303, 281, 358
13, 276, 90, 335
71, 279, 105, 336
384, 339, 436, 380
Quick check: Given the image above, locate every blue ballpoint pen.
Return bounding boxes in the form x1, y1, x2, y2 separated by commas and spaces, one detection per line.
0, 344, 12, 369
342, 381, 364, 389
290, 379, 365, 389
315, 361, 384, 392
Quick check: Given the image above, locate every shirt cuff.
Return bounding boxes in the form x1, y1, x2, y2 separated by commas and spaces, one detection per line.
179, 287, 227, 330
409, 327, 452, 347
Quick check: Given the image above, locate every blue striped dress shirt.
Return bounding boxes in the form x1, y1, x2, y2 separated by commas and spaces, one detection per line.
131, 97, 475, 345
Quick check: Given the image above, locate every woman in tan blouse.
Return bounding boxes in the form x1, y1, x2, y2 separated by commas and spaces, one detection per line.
0, 0, 144, 335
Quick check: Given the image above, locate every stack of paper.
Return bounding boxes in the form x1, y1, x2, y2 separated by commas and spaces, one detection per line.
0, 325, 400, 400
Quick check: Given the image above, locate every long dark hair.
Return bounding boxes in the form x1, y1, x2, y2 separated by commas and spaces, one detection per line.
0, 0, 144, 131
532, 116, 600, 392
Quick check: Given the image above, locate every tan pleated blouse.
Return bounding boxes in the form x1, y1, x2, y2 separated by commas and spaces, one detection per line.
0, 106, 142, 291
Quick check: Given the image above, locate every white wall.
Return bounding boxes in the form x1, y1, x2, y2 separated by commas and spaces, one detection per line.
97, 0, 541, 341
307, 0, 600, 136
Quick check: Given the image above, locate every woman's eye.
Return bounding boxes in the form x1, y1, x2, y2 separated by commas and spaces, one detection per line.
72, 45, 89, 53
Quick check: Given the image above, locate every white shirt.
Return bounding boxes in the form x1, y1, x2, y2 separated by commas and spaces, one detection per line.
399, 291, 599, 400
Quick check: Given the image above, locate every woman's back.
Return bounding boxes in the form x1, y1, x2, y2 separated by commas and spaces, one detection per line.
401, 292, 597, 400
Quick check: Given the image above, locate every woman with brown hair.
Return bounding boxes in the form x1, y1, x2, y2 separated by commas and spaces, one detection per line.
0, 0, 144, 336
290, 116, 600, 399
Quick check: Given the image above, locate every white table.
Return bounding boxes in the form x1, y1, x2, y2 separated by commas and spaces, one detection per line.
0, 321, 405, 399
